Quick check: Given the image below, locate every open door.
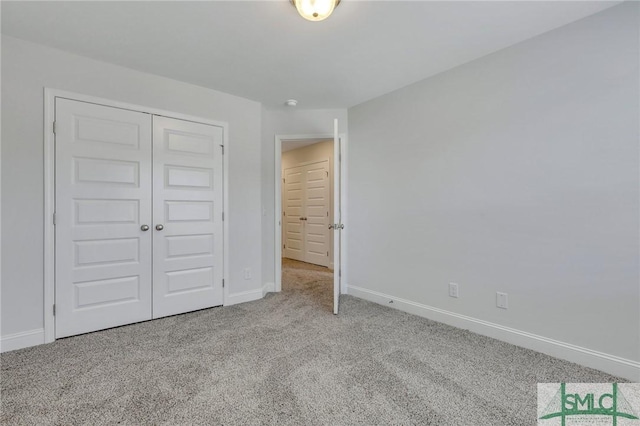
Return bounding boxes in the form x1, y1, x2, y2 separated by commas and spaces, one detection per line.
332, 119, 343, 314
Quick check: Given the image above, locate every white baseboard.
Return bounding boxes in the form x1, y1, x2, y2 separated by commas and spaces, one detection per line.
225, 287, 265, 306
347, 285, 640, 381
263, 282, 275, 296
1, 328, 45, 353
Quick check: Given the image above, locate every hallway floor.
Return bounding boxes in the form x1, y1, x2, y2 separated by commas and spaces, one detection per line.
281, 258, 333, 313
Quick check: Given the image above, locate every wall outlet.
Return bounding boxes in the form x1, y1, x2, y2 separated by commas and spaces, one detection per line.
496, 292, 508, 309
448, 282, 459, 298
244, 268, 252, 280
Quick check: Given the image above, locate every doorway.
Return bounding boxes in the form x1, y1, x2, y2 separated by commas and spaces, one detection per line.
281, 139, 334, 311
274, 124, 347, 314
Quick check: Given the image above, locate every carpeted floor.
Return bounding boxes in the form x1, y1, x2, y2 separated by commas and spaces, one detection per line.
1, 258, 621, 425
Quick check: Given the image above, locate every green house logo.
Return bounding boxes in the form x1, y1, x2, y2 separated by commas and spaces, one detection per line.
539, 383, 639, 425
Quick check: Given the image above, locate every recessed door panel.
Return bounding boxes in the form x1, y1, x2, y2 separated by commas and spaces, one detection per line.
55, 98, 153, 338
74, 238, 139, 267
74, 276, 140, 309
75, 199, 139, 225
153, 116, 224, 319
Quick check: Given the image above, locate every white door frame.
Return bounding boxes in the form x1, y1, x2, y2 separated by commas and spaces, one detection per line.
43, 88, 230, 344
274, 133, 347, 293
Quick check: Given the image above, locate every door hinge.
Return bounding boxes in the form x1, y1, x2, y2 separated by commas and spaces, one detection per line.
326, 171, 329, 177
222, 212, 224, 221
222, 279, 225, 288
53, 213, 56, 225
53, 304, 56, 316
52, 121, 57, 134
220, 144, 224, 155
283, 178, 285, 183
284, 244, 286, 249
339, 269, 342, 278
283, 211, 286, 216
326, 211, 328, 217
327, 251, 329, 256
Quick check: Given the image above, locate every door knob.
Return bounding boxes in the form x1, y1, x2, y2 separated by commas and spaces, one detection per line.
141, 224, 150, 231
328, 224, 334, 229
155, 224, 164, 231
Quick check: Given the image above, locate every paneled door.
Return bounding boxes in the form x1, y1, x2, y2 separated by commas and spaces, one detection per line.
283, 161, 330, 267
283, 165, 305, 262
303, 162, 330, 267
152, 116, 224, 318
55, 98, 153, 338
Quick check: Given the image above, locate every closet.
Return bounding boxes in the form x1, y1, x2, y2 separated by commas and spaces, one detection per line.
54, 98, 224, 338
283, 160, 330, 267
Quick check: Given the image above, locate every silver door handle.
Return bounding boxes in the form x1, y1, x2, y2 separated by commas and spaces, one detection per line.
329, 223, 344, 230
155, 224, 164, 231
141, 224, 150, 231
328, 224, 334, 229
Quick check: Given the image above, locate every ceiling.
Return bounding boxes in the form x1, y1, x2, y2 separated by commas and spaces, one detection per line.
1, 1, 621, 109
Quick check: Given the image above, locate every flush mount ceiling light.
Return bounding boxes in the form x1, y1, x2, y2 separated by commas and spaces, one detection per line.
290, 0, 341, 22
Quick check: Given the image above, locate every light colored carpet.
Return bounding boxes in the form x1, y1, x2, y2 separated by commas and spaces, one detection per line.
1, 259, 621, 425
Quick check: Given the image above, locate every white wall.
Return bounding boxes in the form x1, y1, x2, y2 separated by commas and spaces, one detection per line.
261, 108, 347, 286
347, 3, 639, 377
1, 36, 263, 341
282, 140, 334, 266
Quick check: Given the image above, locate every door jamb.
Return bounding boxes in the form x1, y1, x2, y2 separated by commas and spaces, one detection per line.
43, 88, 230, 344
274, 133, 347, 293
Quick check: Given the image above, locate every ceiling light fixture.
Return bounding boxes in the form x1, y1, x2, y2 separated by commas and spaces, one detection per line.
290, 0, 341, 22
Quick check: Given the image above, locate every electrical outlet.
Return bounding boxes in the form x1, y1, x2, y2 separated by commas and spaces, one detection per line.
448, 282, 459, 298
496, 292, 508, 309
244, 268, 252, 280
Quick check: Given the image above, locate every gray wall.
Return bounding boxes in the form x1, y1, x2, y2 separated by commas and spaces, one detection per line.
1, 36, 263, 336
261, 108, 347, 286
347, 3, 639, 362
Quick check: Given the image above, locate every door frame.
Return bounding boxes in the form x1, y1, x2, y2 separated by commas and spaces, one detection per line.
274, 133, 347, 293
43, 88, 230, 344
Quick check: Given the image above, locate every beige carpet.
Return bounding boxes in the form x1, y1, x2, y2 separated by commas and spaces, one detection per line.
281, 258, 333, 313
0, 259, 621, 425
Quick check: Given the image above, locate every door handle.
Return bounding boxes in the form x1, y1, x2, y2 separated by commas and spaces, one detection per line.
300, 217, 307, 221
141, 224, 150, 231
329, 223, 344, 230
155, 224, 164, 231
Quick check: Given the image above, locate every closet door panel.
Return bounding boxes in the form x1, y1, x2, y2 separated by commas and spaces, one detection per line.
303, 161, 330, 267
152, 116, 224, 319
55, 98, 153, 338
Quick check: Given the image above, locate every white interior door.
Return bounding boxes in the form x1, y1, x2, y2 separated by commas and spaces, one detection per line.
283, 166, 305, 261
303, 161, 330, 267
55, 98, 153, 338
333, 119, 342, 314
152, 116, 224, 318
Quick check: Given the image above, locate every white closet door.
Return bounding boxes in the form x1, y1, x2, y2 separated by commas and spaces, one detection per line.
152, 116, 224, 318
55, 98, 153, 338
303, 161, 330, 267
283, 166, 305, 261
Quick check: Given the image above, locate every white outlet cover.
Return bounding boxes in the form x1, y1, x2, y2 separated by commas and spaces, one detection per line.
497, 292, 508, 309
449, 283, 459, 298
